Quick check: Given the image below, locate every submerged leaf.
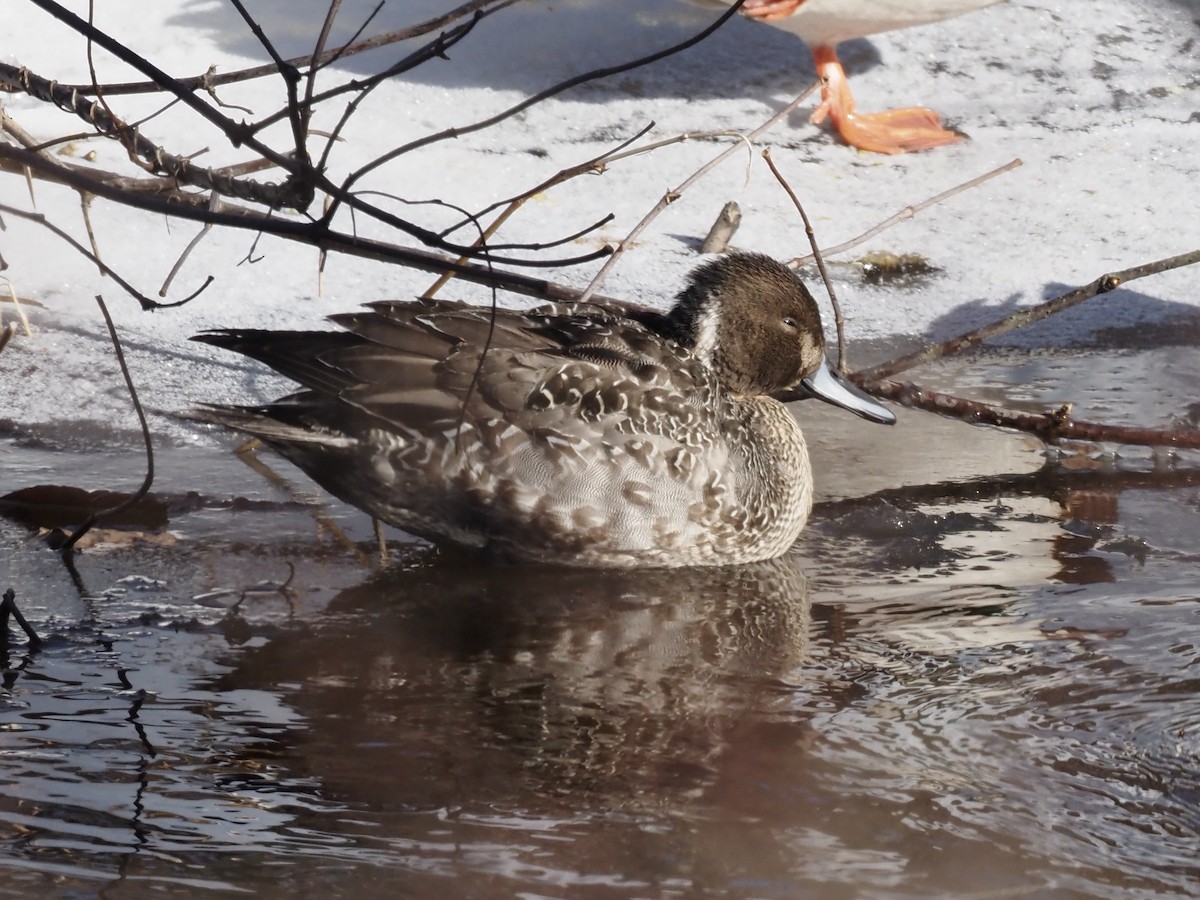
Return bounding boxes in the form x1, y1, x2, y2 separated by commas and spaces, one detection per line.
0, 484, 169, 530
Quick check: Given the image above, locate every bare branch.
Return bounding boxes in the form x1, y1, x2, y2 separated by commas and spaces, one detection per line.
1, 62, 308, 209
858, 378, 1200, 451
0, 143, 613, 269
0, 174, 613, 310
258, 10, 492, 145
857, 247, 1200, 382
15, 1, 311, 191
420, 123, 658, 297
332, 0, 751, 207
304, 0, 346, 131
54, 0, 520, 96
7, 0, 755, 270
579, 83, 818, 302
224, 0, 309, 166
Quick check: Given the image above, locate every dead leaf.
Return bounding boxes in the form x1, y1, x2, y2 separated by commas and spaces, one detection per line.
0, 484, 169, 530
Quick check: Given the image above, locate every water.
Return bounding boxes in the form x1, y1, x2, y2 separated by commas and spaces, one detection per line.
2, 347, 1199, 898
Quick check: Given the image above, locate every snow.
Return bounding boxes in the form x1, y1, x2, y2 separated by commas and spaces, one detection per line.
2, 0, 1198, 446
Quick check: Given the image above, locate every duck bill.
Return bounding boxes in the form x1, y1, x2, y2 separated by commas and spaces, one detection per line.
799, 358, 896, 425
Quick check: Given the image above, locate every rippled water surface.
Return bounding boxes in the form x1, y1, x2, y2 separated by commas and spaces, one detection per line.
2, 348, 1199, 898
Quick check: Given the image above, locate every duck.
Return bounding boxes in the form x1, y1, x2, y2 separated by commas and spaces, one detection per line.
192, 253, 894, 568
701, 0, 1001, 154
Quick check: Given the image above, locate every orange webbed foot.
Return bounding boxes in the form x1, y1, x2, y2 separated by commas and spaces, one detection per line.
810, 45, 965, 155
811, 105, 965, 154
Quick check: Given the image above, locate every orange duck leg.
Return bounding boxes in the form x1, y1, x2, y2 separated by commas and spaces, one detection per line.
739, 0, 970, 154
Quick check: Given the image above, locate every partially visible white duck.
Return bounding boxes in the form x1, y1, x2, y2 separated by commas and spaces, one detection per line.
704, 0, 1001, 153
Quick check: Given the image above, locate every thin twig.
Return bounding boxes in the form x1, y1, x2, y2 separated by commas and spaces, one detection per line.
159, 192, 218, 297
1, 279, 33, 335
579, 83, 818, 302
225, 441, 376, 563
788, 159, 1023, 267
331, 0, 751, 212
313, 3, 384, 77
59, 295, 155, 554
55, 0, 519, 96
441, 126, 737, 236
225, 0, 313, 185
267, 9, 490, 149
79, 192, 104, 277
424, 122, 657, 296
761, 147, 847, 368
229, 562, 298, 616
304, 0, 344, 131
0, 102, 46, 211
5, 1, 750, 269
0, 202, 160, 308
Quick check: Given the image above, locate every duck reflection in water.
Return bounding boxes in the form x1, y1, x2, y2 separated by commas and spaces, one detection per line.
217, 551, 812, 806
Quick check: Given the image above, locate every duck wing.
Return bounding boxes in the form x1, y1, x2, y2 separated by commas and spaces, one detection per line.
193, 299, 712, 446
